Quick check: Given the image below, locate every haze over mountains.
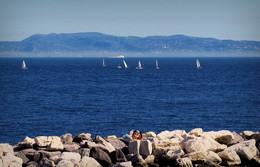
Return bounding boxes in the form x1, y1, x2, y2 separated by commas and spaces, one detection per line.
0, 32, 259, 57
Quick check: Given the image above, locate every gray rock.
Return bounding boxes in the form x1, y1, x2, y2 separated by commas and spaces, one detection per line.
15, 151, 30, 165
20, 149, 37, 161
38, 158, 55, 167
63, 143, 80, 152
110, 149, 127, 163
93, 136, 116, 153
38, 150, 61, 160
106, 138, 127, 150
73, 133, 92, 143
26, 161, 38, 167
90, 147, 112, 166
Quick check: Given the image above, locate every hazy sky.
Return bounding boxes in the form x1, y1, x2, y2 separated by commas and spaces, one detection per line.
0, 0, 259, 41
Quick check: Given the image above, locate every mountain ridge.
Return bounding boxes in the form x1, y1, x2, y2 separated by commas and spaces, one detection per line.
0, 32, 259, 56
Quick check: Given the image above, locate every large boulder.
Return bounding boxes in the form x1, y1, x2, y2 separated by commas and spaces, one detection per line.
1, 152, 23, 167
14, 151, 30, 165
202, 130, 234, 144
110, 149, 127, 163
185, 151, 221, 164
64, 143, 80, 152
165, 149, 185, 160
157, 130, 186, 140
23, 136, 35, 145
227, 132, 244, 146
105, 138, 127, 150
128, 140, 152, 156
73, 133, 92, 143
80, 156, 102, 167
38, 150, 61, 159
58, 152, 81, 163
176, 157, 193, 167
0, 143, 14, 156
47, 136, 64, 151
85, 140, 111, 153
189, 128, 203, 137
20, 148, 38, 162
226, 139, 257, 161
56, 159, 74, 167
94, 136, 116, 153
218, 149, 241, 166
184, 136, 227, 153
38, 157, 55, 167
90, 147, 112, 166
34, 136, 49, 147
60, 133, 73, 144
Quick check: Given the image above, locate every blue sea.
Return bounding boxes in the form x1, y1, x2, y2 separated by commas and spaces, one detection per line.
0, 57, 259, 145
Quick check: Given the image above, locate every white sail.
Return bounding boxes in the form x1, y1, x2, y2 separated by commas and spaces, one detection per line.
21, 60, 28, 69
136, 61, 143, 69
123, 60, 128, 68
196, 59, 202, 69
156, 59, 159, 69
102, 59, 107, 67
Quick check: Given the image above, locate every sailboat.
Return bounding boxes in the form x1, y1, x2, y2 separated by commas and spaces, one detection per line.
136, 61, 144, 69
102, 59, 107, 67
21, 60, 28, 70
156, 59, 160, 69
117, 64, 122, 69
123, 60, 128, 68
196, 59, 202, 69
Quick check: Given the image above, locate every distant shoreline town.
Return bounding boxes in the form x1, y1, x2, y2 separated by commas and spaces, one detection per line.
0, 32, 259, 57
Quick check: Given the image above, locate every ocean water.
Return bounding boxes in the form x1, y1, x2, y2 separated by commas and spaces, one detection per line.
0, 57, 259, 145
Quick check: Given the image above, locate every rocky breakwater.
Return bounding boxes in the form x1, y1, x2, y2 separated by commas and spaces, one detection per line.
0, 129, 260, 167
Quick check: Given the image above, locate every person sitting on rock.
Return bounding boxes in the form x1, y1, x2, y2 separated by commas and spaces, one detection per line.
132, 130, 143, 140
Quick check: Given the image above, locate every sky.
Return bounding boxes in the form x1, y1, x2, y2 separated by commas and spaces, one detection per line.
0, 0, 260, 41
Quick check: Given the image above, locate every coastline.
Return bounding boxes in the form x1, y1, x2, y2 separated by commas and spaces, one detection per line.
0, 129, 259, 167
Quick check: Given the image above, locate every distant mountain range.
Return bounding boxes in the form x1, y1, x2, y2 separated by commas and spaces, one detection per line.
0, 32, 259, 56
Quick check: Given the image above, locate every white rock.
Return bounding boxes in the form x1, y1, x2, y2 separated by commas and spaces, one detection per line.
207, 151, 222, 164
176, 157, 193, 167
184, 136, 226, 153
189, 128, 203, 137
144, 131, 157, 138
23, 136, 35, 145
226, 139, 257, 160
80, 156, 102, 167
241, 131, 254, 138
1, 153, 23, 167
185, 151, 208, 161
34, 136, 50, 147
166, 149, 185, 160
113, 161, 133, 167
47, 136, 64, 151
59, 152, 81, 163
218, 149, 241, 166
157, 130, 186, 140
57, 160, 74, 167
202, 130, 234, 144
0, 143, 14, 156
